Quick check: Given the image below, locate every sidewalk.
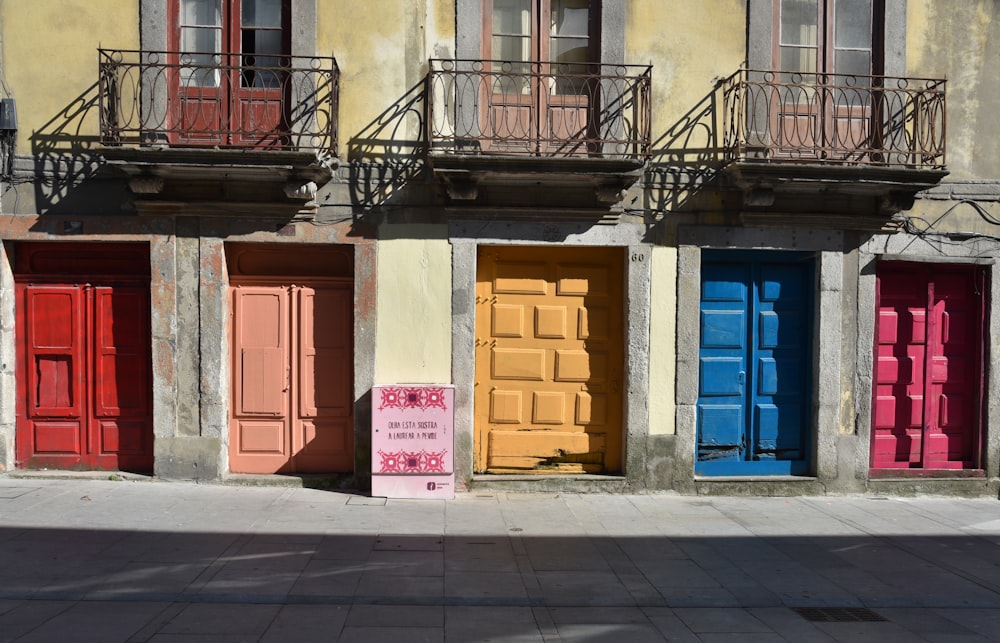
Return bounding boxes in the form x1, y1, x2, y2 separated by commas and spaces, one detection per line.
1, 479, 999, 641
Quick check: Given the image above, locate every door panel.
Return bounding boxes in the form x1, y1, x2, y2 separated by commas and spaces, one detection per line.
294, 285, 353, 472
475, 246, 623, 474
229, 281, 354, 474
872, 264, 984, 470
697, 262, 750, 464
90, 286, 153, 468
231, 286, 290, 472
93, 287, 151, 418
234, 287, 288, 418
697, 255, 812, 475
17, 280, 153, 472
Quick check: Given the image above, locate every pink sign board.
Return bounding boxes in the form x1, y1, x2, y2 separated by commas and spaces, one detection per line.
371, 385, 455, 499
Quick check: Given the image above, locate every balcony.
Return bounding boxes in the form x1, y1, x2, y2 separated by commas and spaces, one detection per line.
426, 59, 652, 208
97, 49, 340, 215
721, 69, 948, 229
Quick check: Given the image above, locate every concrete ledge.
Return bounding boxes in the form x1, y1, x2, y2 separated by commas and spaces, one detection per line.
866, 477, 1000, 497
221, 473, 360, 490
694, 477, 827, 496
3, 470, 153, 483
469, 474, 632, 494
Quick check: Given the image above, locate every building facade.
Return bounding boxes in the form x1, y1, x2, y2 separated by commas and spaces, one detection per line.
0, 0, 998, 495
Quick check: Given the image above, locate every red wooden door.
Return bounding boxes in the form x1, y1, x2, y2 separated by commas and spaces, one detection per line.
16, 283, 153, 471
872, 264, 986, 470
229, 280, 353, 474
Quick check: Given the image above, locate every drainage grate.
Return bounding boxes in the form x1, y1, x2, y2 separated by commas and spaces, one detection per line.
793, 607, 886, 623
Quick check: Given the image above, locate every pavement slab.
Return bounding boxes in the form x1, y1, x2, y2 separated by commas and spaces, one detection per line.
0, 479, 1000, 641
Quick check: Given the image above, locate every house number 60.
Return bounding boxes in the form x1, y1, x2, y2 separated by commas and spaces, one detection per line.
631, 252, 646, 262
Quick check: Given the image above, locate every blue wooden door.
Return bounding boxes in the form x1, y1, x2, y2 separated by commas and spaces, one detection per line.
697, 252, 812, 475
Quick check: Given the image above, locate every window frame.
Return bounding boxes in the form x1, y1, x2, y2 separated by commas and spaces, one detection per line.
769, 0, 886, 78
480, 0, 601, 66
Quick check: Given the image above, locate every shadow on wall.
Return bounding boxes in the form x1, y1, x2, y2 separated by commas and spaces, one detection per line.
28, 82, 133, 217
644, 82, 733, 216
345, 81, 429, 217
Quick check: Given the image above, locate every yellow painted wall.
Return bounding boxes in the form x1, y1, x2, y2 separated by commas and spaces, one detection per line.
375, 225, 452, 384
0, 0, 138, 149
648, 246, 677, 436
907, 0, 1000, 181
628, 0, 745, 158
319, 0, 455, 160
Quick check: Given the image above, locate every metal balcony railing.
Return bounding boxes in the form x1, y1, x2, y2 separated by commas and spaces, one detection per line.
427, 59, 651, 161
722, 69, 946, 169
99, 49, 339, 153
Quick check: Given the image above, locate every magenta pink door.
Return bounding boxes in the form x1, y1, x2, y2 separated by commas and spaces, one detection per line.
872, 263, 986, 470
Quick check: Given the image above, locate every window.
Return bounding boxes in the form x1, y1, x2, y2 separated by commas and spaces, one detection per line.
487, 0, 597, 92
776, 0, 880, 80
771, 0, 884, 158
170, 0, 290, 145
480, 0, 601, 152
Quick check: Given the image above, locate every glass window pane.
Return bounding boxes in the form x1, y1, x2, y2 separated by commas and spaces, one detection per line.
780, 0, 818, 46
181, 26, 221, 54
780, 45, 817, 75
834, 49, 871, 77
493, 34, 531, 61
252, 29, 282, 57
493, 0, 531, 36
551, 0, 590, 38
552, 37, 589, 65
181, 0, 221, 27
179, 52, 221, 87
835, 0, 872, 49
243, 0, 282, 28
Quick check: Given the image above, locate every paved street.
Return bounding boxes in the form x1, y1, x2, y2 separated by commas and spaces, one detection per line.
1, 478, 1000, 641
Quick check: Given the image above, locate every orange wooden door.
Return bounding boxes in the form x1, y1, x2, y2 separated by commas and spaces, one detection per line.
229, 280, 353, 473
475, 246, 623, 474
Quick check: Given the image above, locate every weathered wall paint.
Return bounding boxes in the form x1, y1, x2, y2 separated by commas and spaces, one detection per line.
320, 0, 455, 157
648, 246, 677, 436
375, 225, 452, 385
904, 1, 1000, 237
908, 0, 1000, 181
628, 0, 745, 148
0, 0, 139, 149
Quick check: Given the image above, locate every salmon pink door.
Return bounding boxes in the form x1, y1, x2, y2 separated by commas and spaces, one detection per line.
15, 244, 153, 472
872, 263, 987, 471
229, 280, 353, 474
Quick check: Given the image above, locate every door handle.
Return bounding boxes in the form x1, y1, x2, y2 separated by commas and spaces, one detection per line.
738, 371, 745, 387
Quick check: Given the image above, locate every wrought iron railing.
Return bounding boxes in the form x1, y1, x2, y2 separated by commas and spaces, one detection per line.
722, 69, 946, 169
99, 49, 339, 153
427, 59, 651, 160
